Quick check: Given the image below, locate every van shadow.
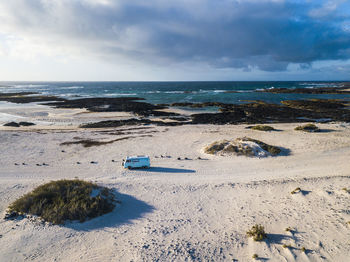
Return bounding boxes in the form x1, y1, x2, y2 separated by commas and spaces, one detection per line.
134, 166, 196, 173
65, 190, 155, 231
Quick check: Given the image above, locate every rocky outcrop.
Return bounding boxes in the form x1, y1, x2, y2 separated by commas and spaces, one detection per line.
3, 122, 36, 127
257, 86, 350, 94
0, 92, 65, 103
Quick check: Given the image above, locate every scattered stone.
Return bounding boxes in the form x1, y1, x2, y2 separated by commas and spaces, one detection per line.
14, 163, 19, 166
177, 157, 181, 160
76, 162, 81, 164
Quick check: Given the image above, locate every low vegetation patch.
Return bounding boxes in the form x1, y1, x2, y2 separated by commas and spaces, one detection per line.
243, 137, 281, 156
7, 179, 116, 224
252, 254, 258, 260
60, 137, 131, 147
295, 124, 320, 132
291, 187, 301, 194
204, 137, 281, 157
60, 135, 153, 147
285, 227, 293, 232
246, 224, 267, 241
342, 187, 350, 193
249, 125, 275, 131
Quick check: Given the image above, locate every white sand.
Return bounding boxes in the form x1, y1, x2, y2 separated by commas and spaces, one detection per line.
1, 112, 350, 261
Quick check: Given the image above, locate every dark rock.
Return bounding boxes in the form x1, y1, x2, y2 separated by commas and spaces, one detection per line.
80, 118, 185, 128
44, 97, 166, 116
191, 100, 350, 124
0, 92, 65, 103
19, 122, 36, 126
4, 121, 36, 127
171, 102, 227, 108
4, 122, 20, 127
257, 86, 350, 94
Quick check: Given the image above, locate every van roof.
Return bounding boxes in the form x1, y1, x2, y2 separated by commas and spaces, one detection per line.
126, 155, 149, 160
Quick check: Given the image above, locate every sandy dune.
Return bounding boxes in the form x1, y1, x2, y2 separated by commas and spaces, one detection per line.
1, 119, 350, 261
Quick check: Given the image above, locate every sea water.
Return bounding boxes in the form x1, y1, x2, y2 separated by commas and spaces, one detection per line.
0, 81, 349, 105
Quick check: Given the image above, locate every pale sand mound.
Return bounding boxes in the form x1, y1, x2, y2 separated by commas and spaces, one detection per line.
204, 137, 281, 157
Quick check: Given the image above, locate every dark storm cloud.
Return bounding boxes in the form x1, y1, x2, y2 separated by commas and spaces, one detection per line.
1, 0, 350, 71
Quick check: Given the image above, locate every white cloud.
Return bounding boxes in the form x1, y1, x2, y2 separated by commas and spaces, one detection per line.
0, 0, 349, 80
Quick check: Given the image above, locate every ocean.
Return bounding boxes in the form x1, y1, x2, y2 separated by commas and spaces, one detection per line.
1, 81, 349, 105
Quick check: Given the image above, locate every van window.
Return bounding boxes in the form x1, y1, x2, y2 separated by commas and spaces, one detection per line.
126, 160, 131, 163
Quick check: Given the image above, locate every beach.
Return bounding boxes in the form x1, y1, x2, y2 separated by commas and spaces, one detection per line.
1, 102, 350, 261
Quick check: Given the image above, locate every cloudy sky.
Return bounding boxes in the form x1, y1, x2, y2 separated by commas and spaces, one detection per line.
0, 0, 350, 81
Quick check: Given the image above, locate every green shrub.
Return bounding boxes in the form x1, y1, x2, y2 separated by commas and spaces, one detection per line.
295, 124, 319, 132
251, 125, 275, 131
282, 244, 292, 249
8, 179, 116, 224
252, 254, 258, 260
246, 224, 267, 241
301, 247, 306, 252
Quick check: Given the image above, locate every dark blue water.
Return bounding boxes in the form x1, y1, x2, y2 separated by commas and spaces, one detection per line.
0, 81, 349, 105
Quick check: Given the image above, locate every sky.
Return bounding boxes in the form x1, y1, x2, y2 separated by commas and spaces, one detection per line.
0, 0, 350, 81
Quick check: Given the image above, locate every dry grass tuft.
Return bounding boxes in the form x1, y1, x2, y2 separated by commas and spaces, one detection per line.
204, 137, 281, 157
247, 224, 267, 241
251, 125, 275, 131
291, 187, 301, 194
295, 124, 319, 132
